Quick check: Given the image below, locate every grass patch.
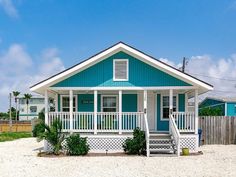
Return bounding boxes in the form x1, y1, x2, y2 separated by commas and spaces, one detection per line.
0, 132, 32, 142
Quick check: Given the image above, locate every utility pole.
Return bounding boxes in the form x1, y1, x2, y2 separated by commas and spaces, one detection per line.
182, 57, 186, 72
9, 93, 12, 132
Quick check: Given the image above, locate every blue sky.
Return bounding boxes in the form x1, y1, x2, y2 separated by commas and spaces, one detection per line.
0, 0, 236, 111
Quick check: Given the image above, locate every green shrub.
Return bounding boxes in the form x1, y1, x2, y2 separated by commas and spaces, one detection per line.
38, 119, 65, 155
66, 134, 89, 155
32, 111, 45, 137
32, 121, 45, 137
123, 127, 146, 155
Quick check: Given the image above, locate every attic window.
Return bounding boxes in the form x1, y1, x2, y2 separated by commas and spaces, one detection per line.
113, 59, 129, 81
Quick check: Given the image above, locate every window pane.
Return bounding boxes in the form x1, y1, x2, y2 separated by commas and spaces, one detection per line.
103, 108, 116, 112
163, 108, 169, 118
62, 108, 69, 112
62, 97, 69, 107
30, 106, 37, 113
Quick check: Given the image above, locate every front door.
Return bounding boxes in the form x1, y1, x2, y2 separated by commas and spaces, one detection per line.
147, 92, 156, 131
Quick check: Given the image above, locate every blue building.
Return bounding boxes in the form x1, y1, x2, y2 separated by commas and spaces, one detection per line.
199, 97, 236, 116
30, 42, 213, 156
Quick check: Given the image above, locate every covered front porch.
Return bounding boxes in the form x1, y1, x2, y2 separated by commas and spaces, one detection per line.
44, 87, 199, 135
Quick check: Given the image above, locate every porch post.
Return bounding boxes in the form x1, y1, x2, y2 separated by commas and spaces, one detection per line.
119, 90, 122, 134
143, 90, 147, 130
55, 93, 58, 112
69, 90, 73, 133
194, 89, 198, 134
169, 89, 173, 115
44, 90, 49, 151
94, 90, 97, 134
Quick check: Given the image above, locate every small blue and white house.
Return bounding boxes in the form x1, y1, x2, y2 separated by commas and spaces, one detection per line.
30, 42, 213, 156
199, 97, 236, 116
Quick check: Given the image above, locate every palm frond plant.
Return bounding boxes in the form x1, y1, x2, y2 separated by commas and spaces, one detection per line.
13, 91, 20, 121
23, 93, 32, 120
38, 119, 65, 155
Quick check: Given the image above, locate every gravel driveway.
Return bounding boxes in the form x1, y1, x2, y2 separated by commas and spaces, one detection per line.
0, 138, 235, 177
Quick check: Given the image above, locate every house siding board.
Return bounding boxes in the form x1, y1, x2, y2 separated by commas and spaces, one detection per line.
122, 94, 137, 112
52, 52, 191, 87
226, 102, 236, 116
178, 94, 185, 112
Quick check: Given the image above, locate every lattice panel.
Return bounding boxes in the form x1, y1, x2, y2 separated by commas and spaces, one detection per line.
180, 136, 197, 151
87, 137, 127, 151
44, 136, 129, 152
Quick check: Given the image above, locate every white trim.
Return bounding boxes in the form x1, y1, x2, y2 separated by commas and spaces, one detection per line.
119, 90, 122, 134
160, 93, 179, 121
30, 42, 213, 93
225, 103, 227, 116
50, 86, 196, 91
94, 90, 98, 134
194, 89, 198, 134
101, 95, 118, 112
60, 95, 78, 112
113, 59, 129, 81
69, 90, 73, 133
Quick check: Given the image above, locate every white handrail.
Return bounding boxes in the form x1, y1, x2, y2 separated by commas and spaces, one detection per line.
172, 112, 195, 133
144, 113, 150, 157
169, 114, 180, 156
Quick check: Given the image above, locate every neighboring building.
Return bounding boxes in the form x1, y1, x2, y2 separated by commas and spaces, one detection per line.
30, 42, 213, 156
199, 97, 236, 116
19, 96, 44, 120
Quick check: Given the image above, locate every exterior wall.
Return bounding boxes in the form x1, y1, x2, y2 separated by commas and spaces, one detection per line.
57, 93, 137, 113
199, 98, 225, 116
52, 51, 191, 88
19, 98, 44, 121
226, 102, 236, 116
157, 93, 185, 131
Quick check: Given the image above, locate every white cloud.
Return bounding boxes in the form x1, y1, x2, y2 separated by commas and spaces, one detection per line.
160, 55, 236, 100
0, 0, 19, 18
0, 44, 65, 111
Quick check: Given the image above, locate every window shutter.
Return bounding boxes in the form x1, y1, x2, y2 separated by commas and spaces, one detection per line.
114, 60, 128, 80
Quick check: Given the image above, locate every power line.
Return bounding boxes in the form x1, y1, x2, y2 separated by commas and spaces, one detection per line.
188, 72, 236, 81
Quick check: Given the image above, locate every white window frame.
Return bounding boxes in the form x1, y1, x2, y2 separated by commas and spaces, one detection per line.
160, 94, 178, 121
60, 95, 77, 112
113, 59, 129, 81
101, 95, 118, 112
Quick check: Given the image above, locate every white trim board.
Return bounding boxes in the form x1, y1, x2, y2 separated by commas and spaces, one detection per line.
30, 42, 213, 94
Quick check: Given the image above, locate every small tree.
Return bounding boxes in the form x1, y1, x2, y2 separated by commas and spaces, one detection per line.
23, 93, 32, 120
13, 91, 20, 121
38, 119, 65, 155
199, 107, 223, 116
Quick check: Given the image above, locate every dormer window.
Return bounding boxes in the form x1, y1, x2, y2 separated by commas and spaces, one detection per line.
113, 59, 129, 81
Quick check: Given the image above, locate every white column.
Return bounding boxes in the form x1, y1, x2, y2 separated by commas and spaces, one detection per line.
194, 89, 198, 134
169, 89, 173, 115
94, 90, 97, 134
44, 90, 49, 151
143, 90, 147, 130
55, 93, 58, 112
69, 90, 73, 133
185, 93, 188, 112
119, 90, 122, 134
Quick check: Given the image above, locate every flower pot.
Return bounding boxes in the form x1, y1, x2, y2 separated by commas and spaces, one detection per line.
182, 148, 189, 156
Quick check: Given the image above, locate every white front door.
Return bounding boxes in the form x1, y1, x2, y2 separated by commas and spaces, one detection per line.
147, 92, 156, 131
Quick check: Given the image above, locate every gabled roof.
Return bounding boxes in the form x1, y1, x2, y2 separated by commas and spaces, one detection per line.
30, 42, 213, 93
201, 97, 236, 103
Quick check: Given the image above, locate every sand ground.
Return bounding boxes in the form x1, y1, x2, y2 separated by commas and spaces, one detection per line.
0, 138, 235, 177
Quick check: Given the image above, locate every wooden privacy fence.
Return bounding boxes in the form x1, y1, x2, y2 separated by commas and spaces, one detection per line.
199, 116, 236, 145
0, 120, 32, 132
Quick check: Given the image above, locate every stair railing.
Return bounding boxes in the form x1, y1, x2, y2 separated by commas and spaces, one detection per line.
169, 114, 180, 156
144, 113, 150, 157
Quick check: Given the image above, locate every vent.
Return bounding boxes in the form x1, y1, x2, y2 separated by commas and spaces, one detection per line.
113, 59, 128, 81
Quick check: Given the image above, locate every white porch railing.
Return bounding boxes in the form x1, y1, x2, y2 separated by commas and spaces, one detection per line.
169, 114, 180, 156
48, 112, 144, 133
172, 112, 195, 133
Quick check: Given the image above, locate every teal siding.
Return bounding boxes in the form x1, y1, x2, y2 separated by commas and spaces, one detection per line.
122, 94, 137, 112
53, 51, 191, 87
226, 103, 236, 116
199, 98, 225, 116
156, 94, 185, 131
58, 94, 61, 111
178, 94, 185, 112
77, 94, 101, 112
